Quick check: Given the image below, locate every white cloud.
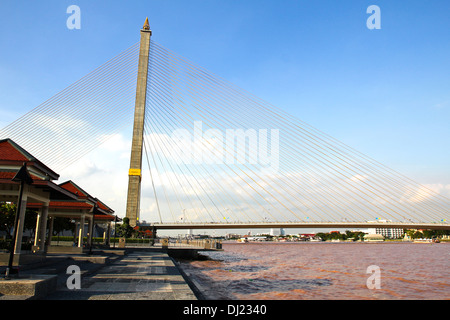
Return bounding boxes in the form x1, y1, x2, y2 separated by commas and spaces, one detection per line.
422, 183, 450, 198
54, 130, 450, 225
58, 132, 131, 217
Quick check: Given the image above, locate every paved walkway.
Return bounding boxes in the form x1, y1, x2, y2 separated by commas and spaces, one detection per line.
43, 250, 197, 300
0, 250, 197, 300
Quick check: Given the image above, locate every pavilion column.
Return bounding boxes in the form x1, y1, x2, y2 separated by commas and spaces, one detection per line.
46, 216, 54, 246
87, 215, 93, 247
106, 222, 111, 245
13, 187, 28, 255
73, 221, 78, 244
78, 215, 85, 248
33, 202, 49, 253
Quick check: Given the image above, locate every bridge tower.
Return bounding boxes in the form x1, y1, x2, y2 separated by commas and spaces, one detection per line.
125, 18, 152, 226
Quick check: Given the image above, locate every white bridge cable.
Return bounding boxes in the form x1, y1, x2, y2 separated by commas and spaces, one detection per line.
219, 71, 450, 207
147, 55, 313, 223
148, 49, 376, 222
145, 63, 269, 223
145, 72, 220, 222
145, 105, 217, 223
1, 42, 139, 136
147, 52, 369, 223
145, 111, 253, 223
0, 42, 141, 172
146, 40, 448, 224
5, 45, 138, 143
149, 47, 378, 222
151, 50, 344, 223
146, 58, 329, 223
151, 41, 450, 221
0, 36, 447, 225
142, 136, 163, 223
149, 44, 400, 222
162, 47, 450, 221
0, 44, 139, 171
148, 47, 384, 222
145, 75, 279, 223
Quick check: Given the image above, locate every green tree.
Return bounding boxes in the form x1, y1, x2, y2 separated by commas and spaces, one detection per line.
53, 217, 75, 236
116, 217, 134, 238
24, 208, 38, 238
1, 203, 39, 235
422, 230, 435, 238
0, 202, 16, 236
412, 231, 424, 239
315, 232, 328, 241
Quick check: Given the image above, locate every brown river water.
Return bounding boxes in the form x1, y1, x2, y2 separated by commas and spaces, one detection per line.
178, 242, 449, 300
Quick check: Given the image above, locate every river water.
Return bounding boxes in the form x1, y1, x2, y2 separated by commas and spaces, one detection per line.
178, 242, 449, 300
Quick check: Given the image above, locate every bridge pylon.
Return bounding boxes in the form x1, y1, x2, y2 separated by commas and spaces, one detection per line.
125, 18, 152, 227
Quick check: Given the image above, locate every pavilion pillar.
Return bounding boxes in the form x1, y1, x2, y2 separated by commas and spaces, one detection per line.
33, 202, 49, 253
46, 216, 54, 246
87, 215, 93, 247
105, 222, 111, 245
78, 215, 85, 248
13, 187, 28, 255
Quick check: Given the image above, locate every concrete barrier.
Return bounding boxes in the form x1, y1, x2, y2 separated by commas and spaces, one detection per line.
118, 238, 126, 248
161, 238, 169, 249
0, 275, 57, 299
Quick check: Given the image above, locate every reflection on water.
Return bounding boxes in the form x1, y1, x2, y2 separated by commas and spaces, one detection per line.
178, 242, 450, 300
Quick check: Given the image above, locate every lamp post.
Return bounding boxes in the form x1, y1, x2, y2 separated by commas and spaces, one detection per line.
89, 204, 97, 255
5, 163, 33, 279
113, 215, 119, 249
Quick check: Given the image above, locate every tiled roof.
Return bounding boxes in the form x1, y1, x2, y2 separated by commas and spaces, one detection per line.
0, 138, 59, 180
59, 181, 89, 197
1, 140, 114, 215
27, 201, 92, 210
96, 199, 114, 213
0, 171, 46, 182
0, 139, 29, 161
94, 214, 116, 221
49, 201, 93, 209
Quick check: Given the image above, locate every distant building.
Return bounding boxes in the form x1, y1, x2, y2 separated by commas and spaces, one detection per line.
225, 233, 241, 240
367, 220, 404, 239
364, 234, 385, 242
300, 233, 315, 239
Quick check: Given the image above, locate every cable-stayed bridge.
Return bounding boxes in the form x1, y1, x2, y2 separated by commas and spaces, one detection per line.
1, 20, 449, 231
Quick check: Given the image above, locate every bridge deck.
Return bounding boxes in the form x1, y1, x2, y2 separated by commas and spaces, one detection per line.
144, 222, 450, 230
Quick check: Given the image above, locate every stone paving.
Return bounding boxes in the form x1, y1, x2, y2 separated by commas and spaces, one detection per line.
44, 251, 197, 300
0, 250, 197, 300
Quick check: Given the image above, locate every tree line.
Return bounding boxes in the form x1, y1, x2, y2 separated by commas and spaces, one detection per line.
315, 230, 366, 241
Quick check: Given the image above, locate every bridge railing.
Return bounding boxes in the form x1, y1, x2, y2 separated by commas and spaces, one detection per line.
148, 220, 449, 230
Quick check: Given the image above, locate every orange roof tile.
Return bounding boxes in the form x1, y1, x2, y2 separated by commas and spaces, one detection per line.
0, 140, 29, 161
59, 181, 89, 197
49, 201, 93, 209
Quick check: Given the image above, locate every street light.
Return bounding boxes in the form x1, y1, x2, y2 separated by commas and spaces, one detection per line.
89, 203, 97, 255
5, 163, 33, 279
113, 215, 119, 249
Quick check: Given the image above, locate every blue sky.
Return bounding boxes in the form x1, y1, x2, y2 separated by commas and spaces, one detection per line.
1, 1, 449, 226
